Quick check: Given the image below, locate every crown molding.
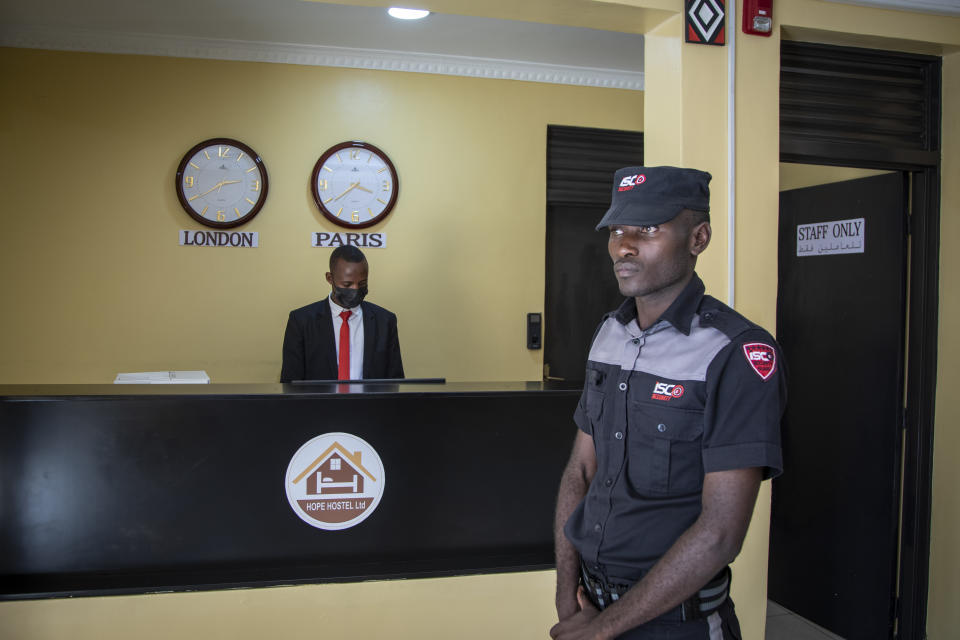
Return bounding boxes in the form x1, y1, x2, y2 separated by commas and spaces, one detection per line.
821, 0, 960, 17
0, 26, 644, 91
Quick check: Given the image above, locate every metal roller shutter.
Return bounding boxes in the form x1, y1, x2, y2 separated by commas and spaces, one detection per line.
780, 41, 940, 169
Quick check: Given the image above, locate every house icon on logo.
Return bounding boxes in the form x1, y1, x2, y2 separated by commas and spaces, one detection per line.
292, 441, 378, 496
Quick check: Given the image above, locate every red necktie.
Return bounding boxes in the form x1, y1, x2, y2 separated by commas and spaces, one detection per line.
338, 310, 352, 380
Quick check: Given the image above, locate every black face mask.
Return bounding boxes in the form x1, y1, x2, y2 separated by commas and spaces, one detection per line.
333, 285, 368, 309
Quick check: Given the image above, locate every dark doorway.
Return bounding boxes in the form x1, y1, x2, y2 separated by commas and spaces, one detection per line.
544, 204, 622, 380
771, 172, 907, 640
543, 125, 642, 382
775, 41, 941, 640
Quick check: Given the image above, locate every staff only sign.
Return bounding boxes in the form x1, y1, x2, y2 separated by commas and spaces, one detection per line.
285, 432, 385, 530
796, 218, 865, 257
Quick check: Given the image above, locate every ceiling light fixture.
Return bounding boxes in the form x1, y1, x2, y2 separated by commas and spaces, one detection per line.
387, 7, 430, 20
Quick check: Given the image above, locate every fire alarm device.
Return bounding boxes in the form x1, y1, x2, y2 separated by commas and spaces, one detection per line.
743, 0, 773, 36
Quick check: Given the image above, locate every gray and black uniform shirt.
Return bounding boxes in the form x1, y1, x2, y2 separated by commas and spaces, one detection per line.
564, 273, 786, 580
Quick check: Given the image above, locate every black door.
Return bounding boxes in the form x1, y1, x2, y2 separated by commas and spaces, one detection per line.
544, 204, 623, 381
770, 172, 907, 640
543, 126, 642, 382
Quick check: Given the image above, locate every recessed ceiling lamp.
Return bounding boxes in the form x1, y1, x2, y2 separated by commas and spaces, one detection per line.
387, 7, 430, 20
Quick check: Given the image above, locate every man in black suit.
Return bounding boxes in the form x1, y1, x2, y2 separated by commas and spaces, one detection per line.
281, 245, 404, 382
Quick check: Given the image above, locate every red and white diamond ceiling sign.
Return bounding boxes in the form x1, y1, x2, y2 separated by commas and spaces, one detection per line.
686, 0, 726, 46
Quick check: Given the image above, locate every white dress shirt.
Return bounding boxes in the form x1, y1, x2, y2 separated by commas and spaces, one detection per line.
328, 295, 364, 380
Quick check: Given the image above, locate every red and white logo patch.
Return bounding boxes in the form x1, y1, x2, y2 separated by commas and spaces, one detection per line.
651, 381, 684, 401
742, 343, 776, 380
618, 174, 646, 192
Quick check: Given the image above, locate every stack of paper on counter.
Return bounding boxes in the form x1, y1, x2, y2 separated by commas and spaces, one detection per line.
114, 371, 210, 384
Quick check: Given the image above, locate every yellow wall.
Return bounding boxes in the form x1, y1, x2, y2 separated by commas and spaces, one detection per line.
929, 49, 960, 640
0, 572, 559, 640
645, 8, 786, 638
0, 47, 643, 384
730, 7, 782, 639
0, 44, 643, 640
3, 0, 960, 636
779, 164, 891, 191
644, 15, 772, 640
644, 14, 731, 300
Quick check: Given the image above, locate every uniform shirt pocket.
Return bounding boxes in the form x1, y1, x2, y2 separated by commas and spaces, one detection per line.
627, 404, 704, 495
585, 388, 605, 423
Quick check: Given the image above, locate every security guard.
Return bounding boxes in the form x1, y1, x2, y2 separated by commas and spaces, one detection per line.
550, 166, 786, 640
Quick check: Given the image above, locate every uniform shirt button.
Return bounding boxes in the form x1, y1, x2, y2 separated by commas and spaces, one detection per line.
657, 423, 666, 432
618, 382, 627, 391
615, 431, 623, 440
632, 338, 640, 345
605, 478, 613, 487
593, 564, 600, 572
594, 523, 602, 532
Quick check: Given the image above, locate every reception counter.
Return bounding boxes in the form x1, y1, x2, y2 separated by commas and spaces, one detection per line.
0, 382, 580, 600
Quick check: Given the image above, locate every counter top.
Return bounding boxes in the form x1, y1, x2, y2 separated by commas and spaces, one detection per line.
0, 380, 582, 400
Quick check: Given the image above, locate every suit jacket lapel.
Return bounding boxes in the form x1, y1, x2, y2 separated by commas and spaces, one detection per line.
361, 302, 374, 378
316, 300, 338, 376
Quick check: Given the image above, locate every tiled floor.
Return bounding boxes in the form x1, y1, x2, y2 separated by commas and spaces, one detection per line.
766, 601, 845, 640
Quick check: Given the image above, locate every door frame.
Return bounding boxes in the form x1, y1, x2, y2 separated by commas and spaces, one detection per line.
779, 43, 941, 640
778, 162, 938, 640
773, 172, 910, 638
543, 125, 643, 382
898, 165, 939, 640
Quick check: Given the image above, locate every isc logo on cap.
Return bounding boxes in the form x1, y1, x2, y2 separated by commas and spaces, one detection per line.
618, 174, 646, 192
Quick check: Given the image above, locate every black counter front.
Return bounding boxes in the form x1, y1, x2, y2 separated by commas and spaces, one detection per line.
0, 382, 580, 600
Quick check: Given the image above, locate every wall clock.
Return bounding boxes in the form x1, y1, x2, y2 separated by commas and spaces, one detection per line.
311, 141, 399, 229
175, 138, 268, 228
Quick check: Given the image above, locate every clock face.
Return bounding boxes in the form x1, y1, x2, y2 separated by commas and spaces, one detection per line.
311, 141, 399, 229
175, 138, 268, 228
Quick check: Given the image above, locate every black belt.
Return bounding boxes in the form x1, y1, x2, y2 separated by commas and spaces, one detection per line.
580, 560, 731, 622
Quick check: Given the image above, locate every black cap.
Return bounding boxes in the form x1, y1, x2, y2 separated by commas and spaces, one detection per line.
595, 166, 712, 230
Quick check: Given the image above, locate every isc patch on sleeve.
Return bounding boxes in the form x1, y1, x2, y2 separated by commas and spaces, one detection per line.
742, 343, 777, 380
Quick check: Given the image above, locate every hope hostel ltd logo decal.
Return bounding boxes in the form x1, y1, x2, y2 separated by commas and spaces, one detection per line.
285, 432, 385, 530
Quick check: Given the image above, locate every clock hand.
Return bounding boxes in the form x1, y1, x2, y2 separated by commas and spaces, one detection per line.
354, 185, 374, 194
216, 179, 242, 193
333, 182, 360, 201
194, 180, 226, 198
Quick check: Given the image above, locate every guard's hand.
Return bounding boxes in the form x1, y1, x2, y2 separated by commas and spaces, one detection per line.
549, 586, 603, 640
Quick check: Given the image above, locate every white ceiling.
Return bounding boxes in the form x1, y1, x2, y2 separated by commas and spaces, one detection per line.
6, 0, 954, 88
0, 0, 647, 88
